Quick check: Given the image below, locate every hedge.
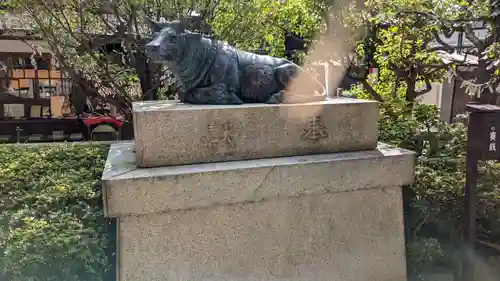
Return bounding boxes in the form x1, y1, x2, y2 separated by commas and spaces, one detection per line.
0, 143, 114, 281
378, 104, 500, 280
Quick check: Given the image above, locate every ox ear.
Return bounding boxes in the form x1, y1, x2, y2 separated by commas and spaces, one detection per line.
144, 16, 163, 32
169, 19, 186, 34
178, 14, 188, 31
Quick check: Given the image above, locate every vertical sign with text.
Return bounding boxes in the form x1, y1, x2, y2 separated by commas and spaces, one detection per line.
482, 113, 500, 160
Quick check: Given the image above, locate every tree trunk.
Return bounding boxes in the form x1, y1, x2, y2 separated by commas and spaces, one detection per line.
136, 52, 157, 101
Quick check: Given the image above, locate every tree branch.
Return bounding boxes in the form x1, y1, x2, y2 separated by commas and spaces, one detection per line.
431, 30, 455, 51
361, 79, 384, 102
414, 79, 432, 95
397, 10, 492, 25
464, 23, 485, 51
477, 239, 500, 252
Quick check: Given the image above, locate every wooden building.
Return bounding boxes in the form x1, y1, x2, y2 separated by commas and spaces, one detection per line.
0, 13, 129, 143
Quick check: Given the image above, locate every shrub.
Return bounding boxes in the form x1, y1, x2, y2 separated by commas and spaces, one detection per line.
0, 143, 112, 281
378, 102, 500, 280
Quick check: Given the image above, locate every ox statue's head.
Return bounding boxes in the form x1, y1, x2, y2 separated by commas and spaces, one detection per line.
144, 17, 189, 63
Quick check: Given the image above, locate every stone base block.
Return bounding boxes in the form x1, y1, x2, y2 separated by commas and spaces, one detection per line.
132, 98, 379, 168
102, 142, 414, 281
119, 187, 405, 281
103, 142, 414, 217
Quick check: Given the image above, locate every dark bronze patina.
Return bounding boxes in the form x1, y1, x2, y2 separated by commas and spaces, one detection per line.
144, 18, 326, 105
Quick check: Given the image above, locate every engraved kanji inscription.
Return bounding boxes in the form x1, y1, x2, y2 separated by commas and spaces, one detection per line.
203, 120, 236, 149
489, 143, 497, 152
303, 116, 328, 141
489, 126, 497, 152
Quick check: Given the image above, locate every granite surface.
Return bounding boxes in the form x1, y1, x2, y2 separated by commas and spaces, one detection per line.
133, 98, 379, 167
118, 186, 407, 281
102, 142, 415, 217
102, 140, 414, 281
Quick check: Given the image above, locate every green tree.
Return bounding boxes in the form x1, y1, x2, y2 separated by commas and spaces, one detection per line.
344, 0, 500, 106
3, 0, 329, 119
343, 1, 500, 278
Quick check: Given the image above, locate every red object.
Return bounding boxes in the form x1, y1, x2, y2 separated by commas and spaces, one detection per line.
82, 116, 124, 128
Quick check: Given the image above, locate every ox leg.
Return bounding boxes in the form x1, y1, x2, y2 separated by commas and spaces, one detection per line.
184, 84, 243, 105
265, 90, 285, 104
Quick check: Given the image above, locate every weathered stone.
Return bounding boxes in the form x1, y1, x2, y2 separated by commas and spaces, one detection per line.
102, 142, 414, 281
103, 142, 413, 217
133, 98, 379, 168
118, 188, 407, 281
474, 255, 500, 281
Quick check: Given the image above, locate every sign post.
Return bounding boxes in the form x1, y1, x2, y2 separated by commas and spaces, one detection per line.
463, 104, 500, 281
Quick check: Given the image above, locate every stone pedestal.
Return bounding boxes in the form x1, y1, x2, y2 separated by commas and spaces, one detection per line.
133, 99, 379, 167
103, 99, 415, 281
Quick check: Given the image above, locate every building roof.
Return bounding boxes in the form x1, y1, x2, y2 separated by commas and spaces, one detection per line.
436, 50, 479, 66
0, 39, 50, 54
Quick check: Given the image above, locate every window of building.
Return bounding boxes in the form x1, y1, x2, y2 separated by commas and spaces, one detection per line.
35, 57, 50, 70
15, 57, 33, 69
13, 56, 51, 70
